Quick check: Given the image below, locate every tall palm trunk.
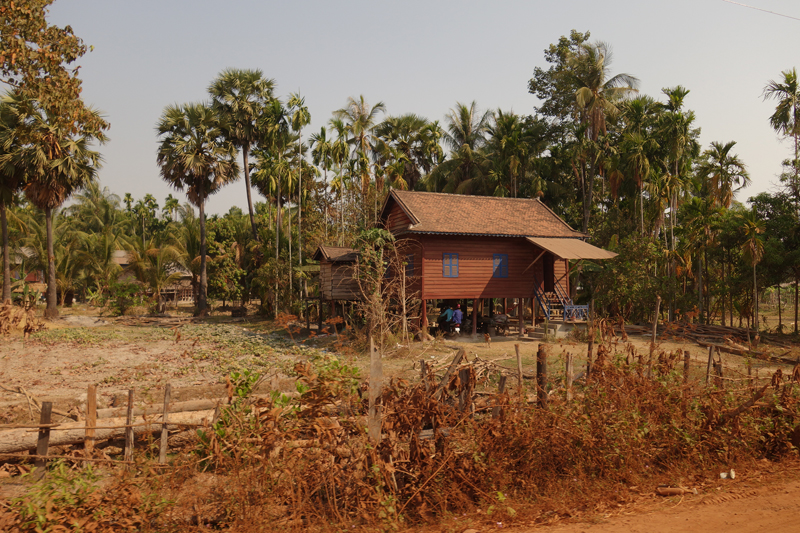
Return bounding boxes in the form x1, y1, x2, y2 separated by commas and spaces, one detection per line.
198, 200, 208, 313
297, 133, 303, 276
696, 251, 703, 324
753, 264, 758, 333
1, 203, 10, 302
242, 144, 259, 240
44, 206, 58, 319
275, 162, 281, 318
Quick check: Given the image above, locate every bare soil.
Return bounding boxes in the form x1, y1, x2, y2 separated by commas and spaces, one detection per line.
508, 460, 800, 533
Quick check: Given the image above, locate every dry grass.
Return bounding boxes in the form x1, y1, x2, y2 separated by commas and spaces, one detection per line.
2, 336, 800, 532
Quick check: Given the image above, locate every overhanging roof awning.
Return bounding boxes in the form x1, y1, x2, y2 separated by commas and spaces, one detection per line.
526, 237, 618, 260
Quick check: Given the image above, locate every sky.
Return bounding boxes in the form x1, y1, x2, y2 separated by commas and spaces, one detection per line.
47, 0, 800, 216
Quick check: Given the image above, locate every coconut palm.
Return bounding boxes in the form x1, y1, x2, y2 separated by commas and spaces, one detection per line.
739, 208, 765, 332
3, 93, 106, 318
568, 41, 639, 232
764, 68, 800, 213
696, 141, 750, 208
209, 68, 275, 240
426, 102, 492, 194
156, 101, 239, 313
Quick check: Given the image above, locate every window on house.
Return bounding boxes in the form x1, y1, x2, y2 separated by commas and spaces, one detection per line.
405, 254, 414, 277
493, 254, 508, 278
442, 253, 458, 277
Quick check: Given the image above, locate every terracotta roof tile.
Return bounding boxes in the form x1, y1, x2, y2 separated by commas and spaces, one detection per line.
383, 190, 584, 238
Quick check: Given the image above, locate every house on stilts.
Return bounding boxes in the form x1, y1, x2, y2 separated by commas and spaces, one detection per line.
315, 190, 617, 338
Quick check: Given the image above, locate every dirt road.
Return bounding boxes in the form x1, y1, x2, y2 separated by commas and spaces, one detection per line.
510, 465, 800, 533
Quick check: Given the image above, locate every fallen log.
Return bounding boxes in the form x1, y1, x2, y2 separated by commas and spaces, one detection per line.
0, 409, 216, 455
695, 340, 797, 366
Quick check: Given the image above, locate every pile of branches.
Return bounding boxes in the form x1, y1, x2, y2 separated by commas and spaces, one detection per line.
3, 349, 800, 531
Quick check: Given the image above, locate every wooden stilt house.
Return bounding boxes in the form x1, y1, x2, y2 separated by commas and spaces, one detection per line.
378, 190, 617, 336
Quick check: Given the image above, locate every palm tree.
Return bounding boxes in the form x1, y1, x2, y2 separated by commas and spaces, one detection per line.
374, 114, 443, 192
156, 102, 239, 313
287, 93, 311, 290
4, 94, 106, 318
619, 131, 658, 235
333, 96, 386, 223
163, 193, 180, 221
129, 239, 183, 314
569, 41, 639, 232
764, 68, 800, 214
0, 92, 27, 302
697, 141, 750, 208
426, 102, 492, 194
209, 68, 275, 240
739, 209, 764, 333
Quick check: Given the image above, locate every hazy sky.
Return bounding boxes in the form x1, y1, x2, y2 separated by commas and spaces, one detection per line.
47, 0, 800, 215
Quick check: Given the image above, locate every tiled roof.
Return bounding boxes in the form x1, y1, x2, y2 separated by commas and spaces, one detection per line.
312, 246, 359, 263
382, 190, 584, 238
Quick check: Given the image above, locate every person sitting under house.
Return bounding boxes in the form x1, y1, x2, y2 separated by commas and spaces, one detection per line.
438, 305, 454, 332
452, 304, 463, 333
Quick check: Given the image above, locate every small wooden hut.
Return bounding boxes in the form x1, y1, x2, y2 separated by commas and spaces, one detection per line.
312, 246, 361, 302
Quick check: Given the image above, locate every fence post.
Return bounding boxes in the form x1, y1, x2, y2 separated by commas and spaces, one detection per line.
705, 346, 714, 385
85, 385, 97, 454
565, 352, 574, 401
537, 344, 548, 408
124, 389, 134, 463
34, 401, 53, 480
457, 367, 472, 414
159, 384, 171, 464
368, 336, 383, 443
492, 375, 508, 419
683, 351, 690, 384
515, 343, 523, 398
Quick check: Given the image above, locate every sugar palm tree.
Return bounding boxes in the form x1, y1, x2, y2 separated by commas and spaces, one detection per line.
4, 93, 106, 318
156, 101, 239, 313
569, 41, 639, 232
374, 114, 443, 192
0, 92, 27, 302
209, 68, 275, 240
764, 68, 800, 213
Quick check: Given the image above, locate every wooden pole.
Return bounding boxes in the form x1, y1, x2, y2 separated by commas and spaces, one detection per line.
705, 345, 714, 385
537, 344, 548, 408
124, 389, 134, 463
368, 336, 382, 443
566, 352, 574, 401
34, 401, 52, 480
518, 297, 525, 335
159, 384, 171, 464
472, 298, 478, 336
683, 350, 691, 384
492, 375, 507, 419
515, 343, 523, 398
85, 385, 97, 454
457, 368, 471, 413
651, 295, 661, 345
